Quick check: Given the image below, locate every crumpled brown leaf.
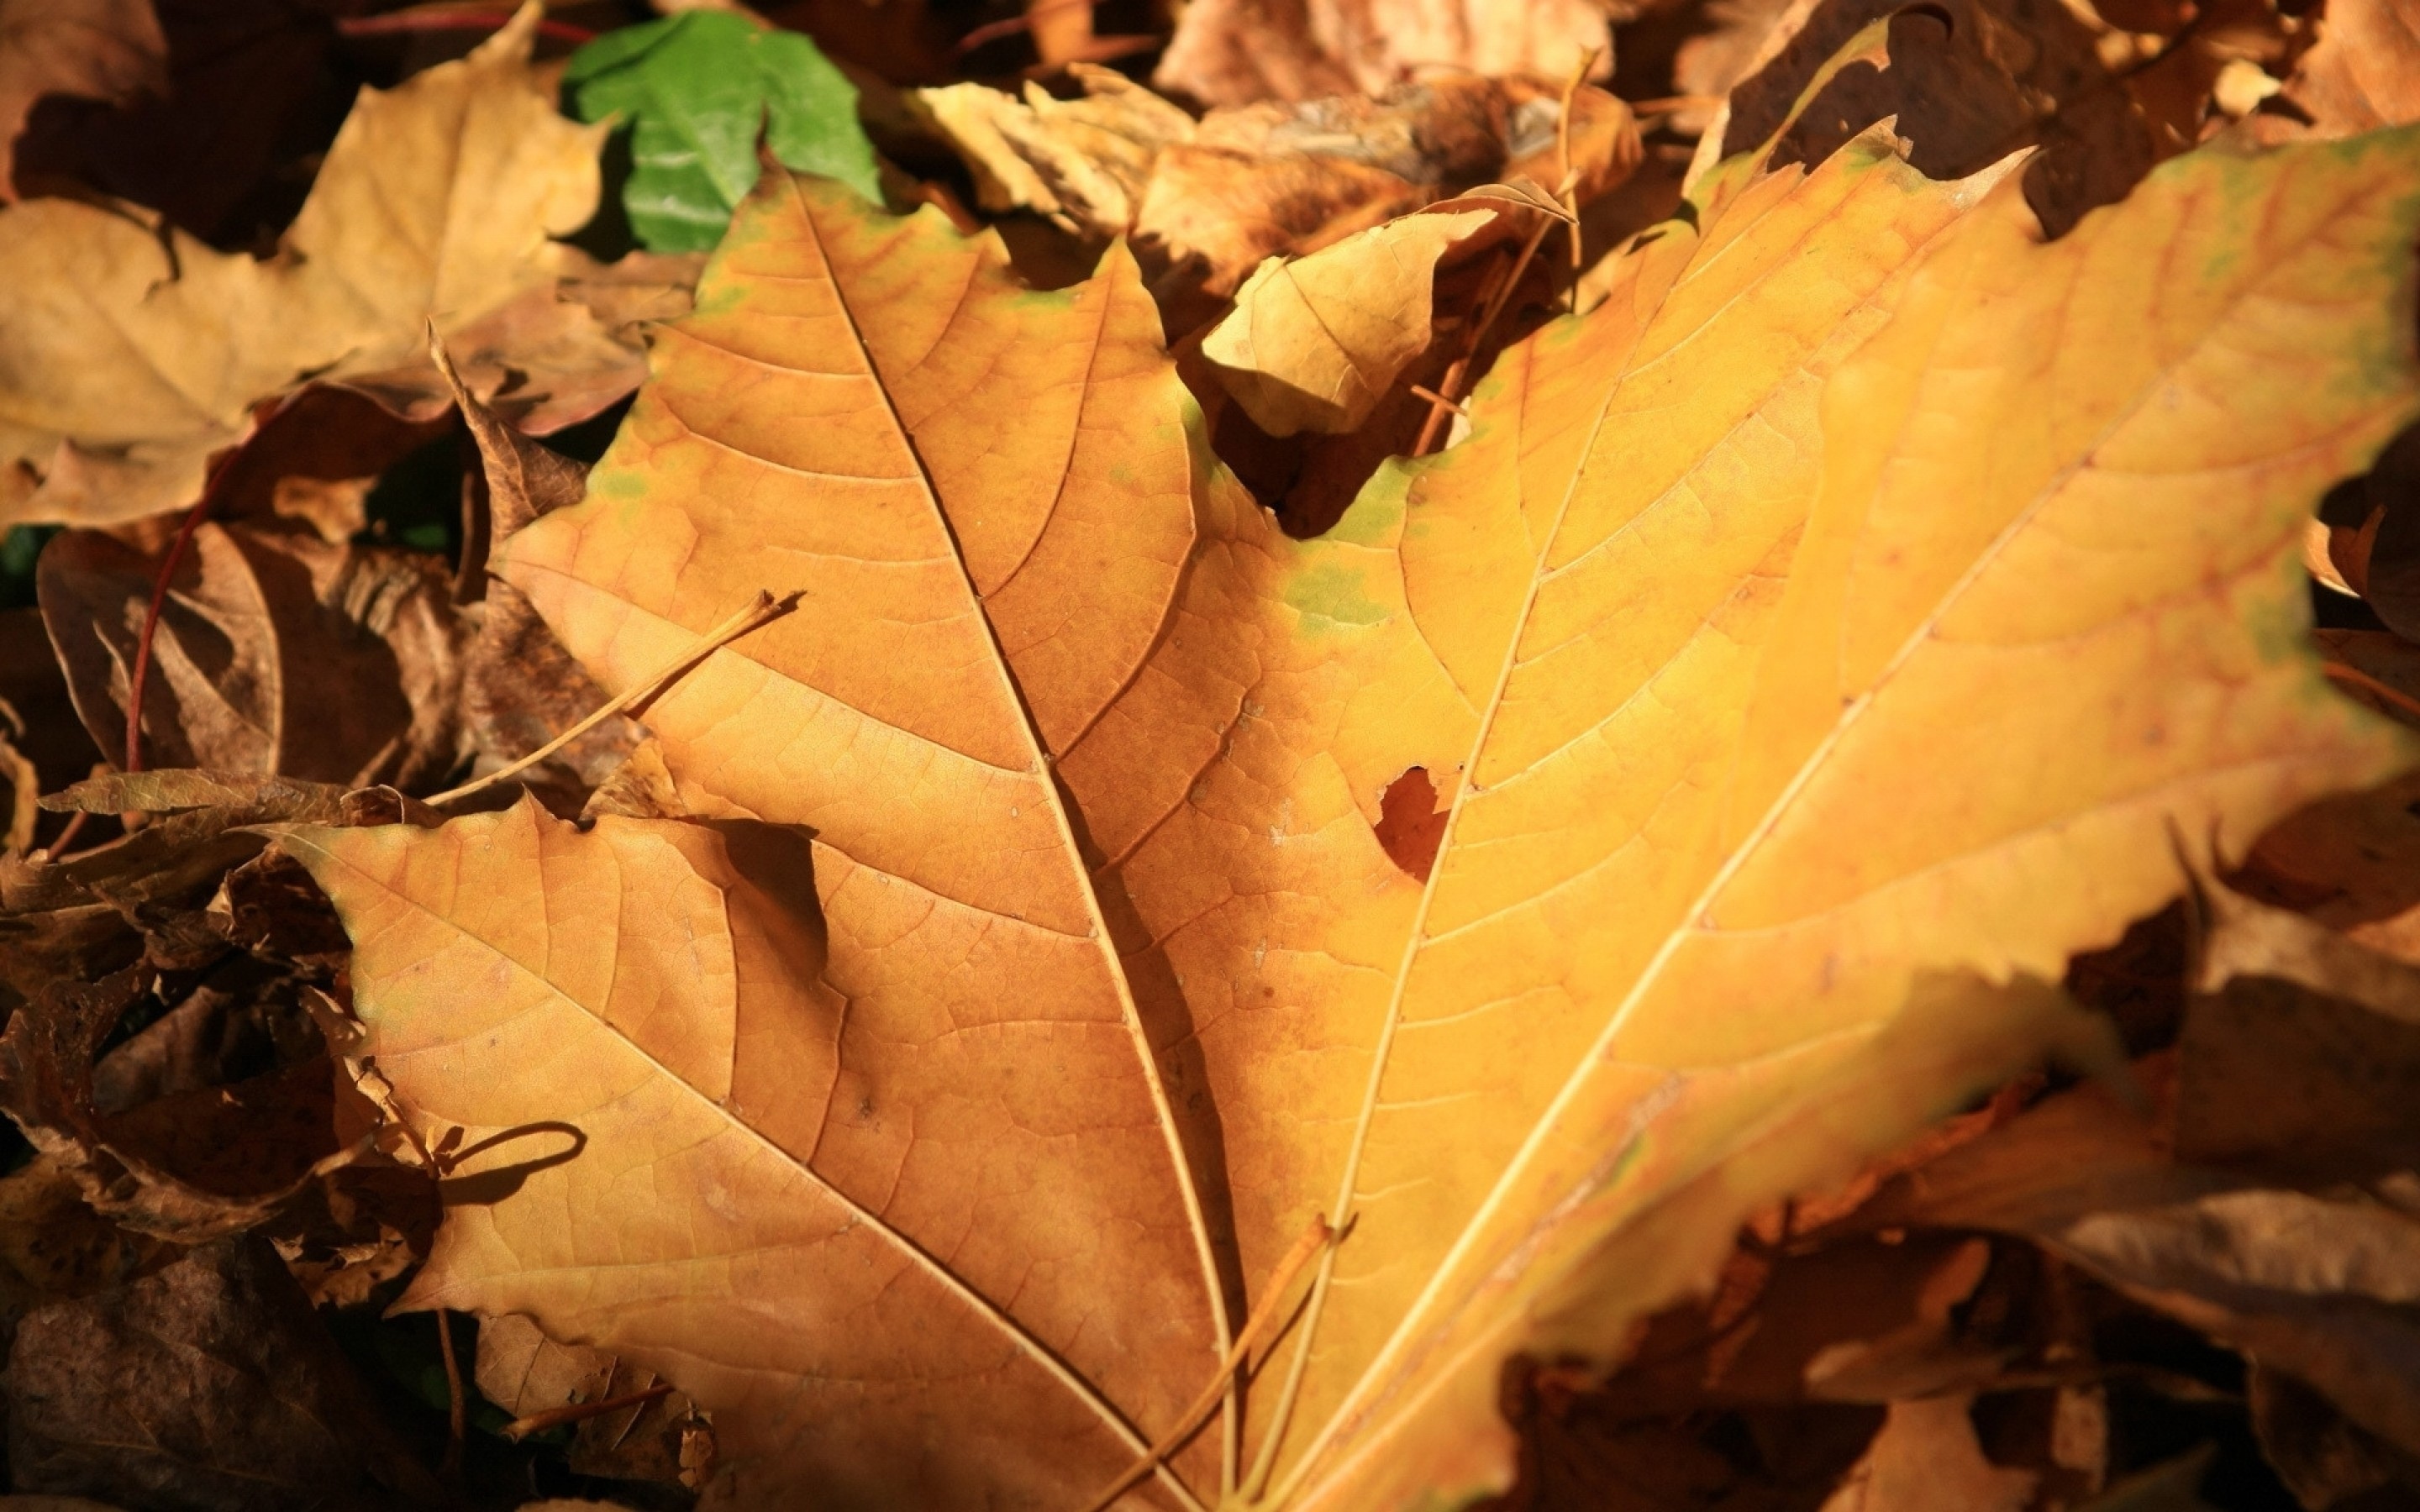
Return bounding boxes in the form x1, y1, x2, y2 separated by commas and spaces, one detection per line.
0, 0, 163, 198
0, 963, 364, 1244
1854, 889, 2420, 1494
910, 63, 1196, 228
913, 66, 1639, 300
439, 341, 640, 811
0, 3, 635, 530
2, 1236, 438, 1512
1154, 0, 1609, 108
1696, 0, 2164, 238
36, 522, 465, 790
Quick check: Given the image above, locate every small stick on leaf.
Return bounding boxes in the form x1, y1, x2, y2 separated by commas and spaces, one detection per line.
338, 5, 597, 44
425, 590, 791, 806
1556, 45, 1603, 276
1408, 384, 1470, 417
436, 1307, 468, 1482
1413, 217, 1555, 456
1078, 1214, 1337, 1512
504, 1381, 675, 1442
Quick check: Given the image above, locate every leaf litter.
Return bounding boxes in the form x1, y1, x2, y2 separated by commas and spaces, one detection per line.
2, 0, 2420, 1509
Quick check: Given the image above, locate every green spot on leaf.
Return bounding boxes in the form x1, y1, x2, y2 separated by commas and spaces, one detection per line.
566, 12, 881, 254
1283, 559, 1390, 634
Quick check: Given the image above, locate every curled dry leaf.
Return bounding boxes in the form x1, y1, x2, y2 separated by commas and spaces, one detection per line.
1863, 889, 2420, 1480
1154, 0, 1608, 108
0, 0, 164, 197
42, 769, 347, 819
0, 3, 626, 530
913, 66, 1639, 299
284, 76, 2420, 1507
0, 964, 363, 1245
910, 64, 1196, 229
35, 523, 466, 790
1697, 0, 2164, 238
1201, 205, 1502, 435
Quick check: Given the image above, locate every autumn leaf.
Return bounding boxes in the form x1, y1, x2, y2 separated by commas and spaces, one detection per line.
287, 801, 1228, 1507
0, 3, 619, 530
2275, 0, 2420, 137
0, 0, 163, 198
1201, 203, 1504, 435
275, 39, 2420, 1494
911, 66, 1639, 299
566, 9, 880, 251
1155, 0, 1610, 108
35, 522, 464, 790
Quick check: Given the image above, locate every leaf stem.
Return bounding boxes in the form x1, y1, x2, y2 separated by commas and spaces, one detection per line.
122, 388, 296, 777
1412, 216, 1553, 456
424, 590, 791, 806
504, 1382, 674, 1441
2322, 659, 2420, 722
1081, 1215, 1334, 1512
436, 1307, 468, 1482
337, 7, 598, 45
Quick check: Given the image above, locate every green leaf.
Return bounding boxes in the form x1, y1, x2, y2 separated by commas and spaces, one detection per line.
565, 12, 881, 252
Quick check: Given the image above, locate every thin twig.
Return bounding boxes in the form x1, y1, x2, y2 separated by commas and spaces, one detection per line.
1412, 215, 1555, 456
504, 1382, 675, 1441
124, 497, 214, 774
2323, 660, 2420, 722
338, 7, 597, 44
436, 1308, 468, 1482
1080, 1215, 1335, 1512
955, 0, 1104, 55
1556, 45, 1603, 307
1623, 93, 1725, 117
424, 591, 788, 806
1407, 383, 1468, 416
36, 808, 90, 862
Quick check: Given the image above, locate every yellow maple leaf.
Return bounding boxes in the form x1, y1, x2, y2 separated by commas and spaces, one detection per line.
292, 91, 2420, 1511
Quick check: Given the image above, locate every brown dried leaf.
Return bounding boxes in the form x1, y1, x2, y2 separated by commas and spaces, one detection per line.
0, 1151, 168, 1325
909, 64, 1196, 228
43, 769, 347, 819
1701, 0, 2160, 238
1, 1236, 438, 1511
0, 5, 625, 530
1862, 892, 2420, 1480
476, 1313, 702, 1486
0, 0, 162, 198
1154, 0, 1609, 108
913, 67, 1639, 301
0, 964, 365, 1245
36, 523, 466, 790
440, 349, 639, 810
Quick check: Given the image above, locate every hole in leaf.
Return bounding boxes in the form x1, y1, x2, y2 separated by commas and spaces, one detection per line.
1375, 766, 1450, 881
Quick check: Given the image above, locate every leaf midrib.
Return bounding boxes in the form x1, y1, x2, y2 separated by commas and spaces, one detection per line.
781, 168, 1239, 1453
